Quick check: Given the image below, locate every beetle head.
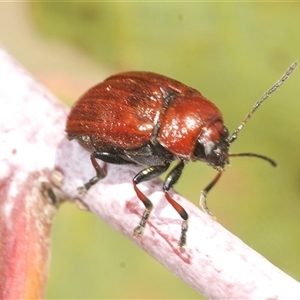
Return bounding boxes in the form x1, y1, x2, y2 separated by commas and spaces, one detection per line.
193, 121, 230, 170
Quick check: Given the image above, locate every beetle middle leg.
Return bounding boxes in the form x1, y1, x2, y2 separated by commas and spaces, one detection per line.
163, 160, 189, 247
132, 162, 170, 237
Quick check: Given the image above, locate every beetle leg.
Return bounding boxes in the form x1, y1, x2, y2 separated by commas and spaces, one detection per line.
78, 154, 107, 193
199, 171, 223, 218
94, 151, 135, 165
132, 162, 171, 237
80, 152, 134, 193
163, 160, 189, 247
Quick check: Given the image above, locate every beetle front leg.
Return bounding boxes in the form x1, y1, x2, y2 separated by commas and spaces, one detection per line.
199, 171, 223, 218
163, 160, 189, 247
132, 163, 170, 237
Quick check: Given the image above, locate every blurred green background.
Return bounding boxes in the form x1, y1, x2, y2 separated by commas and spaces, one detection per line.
1, 2, 300, 299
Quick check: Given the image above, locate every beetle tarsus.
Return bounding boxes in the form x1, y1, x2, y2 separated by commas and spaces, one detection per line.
78, 175, 101, 194
133, 226, 144, 237
179, 219, 188, 247
200, 191, 216, 218
133, 208, 152, 237
77, 185, 87, 195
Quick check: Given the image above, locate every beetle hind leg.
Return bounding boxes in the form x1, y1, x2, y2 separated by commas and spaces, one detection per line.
79, 151, 134, 193
78, 153, 107, 193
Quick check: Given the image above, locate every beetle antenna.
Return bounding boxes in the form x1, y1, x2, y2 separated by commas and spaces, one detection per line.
229, 62, 298, 143
229, 152, 277, 167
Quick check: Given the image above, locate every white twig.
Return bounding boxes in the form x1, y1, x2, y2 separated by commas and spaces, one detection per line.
1, 47, 300, 299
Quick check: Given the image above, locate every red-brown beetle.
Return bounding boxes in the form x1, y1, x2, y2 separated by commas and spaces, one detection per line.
66, 63, 297, 247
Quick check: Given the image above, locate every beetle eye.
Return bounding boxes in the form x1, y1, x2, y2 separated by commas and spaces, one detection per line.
204, 141, 216, 156
213, 147, 222, 156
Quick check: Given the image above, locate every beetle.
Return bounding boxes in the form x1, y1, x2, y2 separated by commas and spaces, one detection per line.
66, 62, 297, 247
